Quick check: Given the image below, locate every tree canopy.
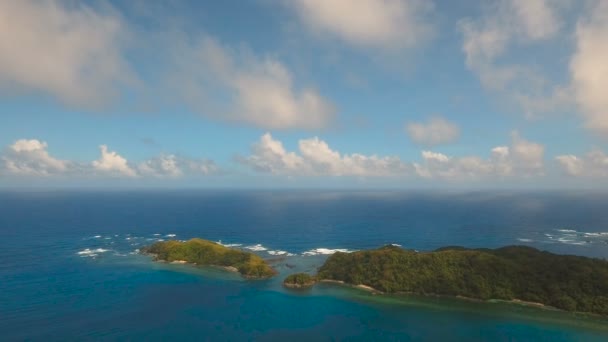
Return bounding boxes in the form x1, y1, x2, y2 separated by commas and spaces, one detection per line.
141, 238, 276, 278
318, 245, 608, 315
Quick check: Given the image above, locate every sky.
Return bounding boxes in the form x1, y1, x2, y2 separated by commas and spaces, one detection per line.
1, 0, 607, 189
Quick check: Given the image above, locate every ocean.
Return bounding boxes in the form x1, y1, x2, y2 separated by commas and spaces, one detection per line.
1, 190, 608, 341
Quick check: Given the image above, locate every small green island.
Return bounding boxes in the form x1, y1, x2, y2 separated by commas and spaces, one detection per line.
283, 272, 317, 289
140, 238, 276, 279
315, 245, 608, 315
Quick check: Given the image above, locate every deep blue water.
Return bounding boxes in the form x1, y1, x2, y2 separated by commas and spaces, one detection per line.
2, 190, 608, 341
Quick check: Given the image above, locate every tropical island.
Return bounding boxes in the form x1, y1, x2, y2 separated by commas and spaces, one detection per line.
142, 238, 608, 315
314, 245, 608, 315
283, 272, 317, 289
140, 238, 276, 278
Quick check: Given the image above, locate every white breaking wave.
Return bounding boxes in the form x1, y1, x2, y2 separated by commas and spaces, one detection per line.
539, 228, 608, 246
93, 235, 101, 238
166, 234, 176, 238
153, 233, 161, 236
77, 248, 110, 257
390, 243, 402, 247
267, 250, 294, 256
517, 238, 533, 242
245, 244, 267, 252
302, 248, 354, 256
583, 232, 608, 237
216, 240, 243, 248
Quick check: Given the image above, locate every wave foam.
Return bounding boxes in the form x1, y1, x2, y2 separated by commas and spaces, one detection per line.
77, 248, 110, 257
302, 248, 354, 256
583, 232, 608, 237
267, 250, 295, 256
245, 244, 267, 252
166, 234, 176, 238
216, 241, 243, 248
517, 238, 533, 242
539, 228, 608, 246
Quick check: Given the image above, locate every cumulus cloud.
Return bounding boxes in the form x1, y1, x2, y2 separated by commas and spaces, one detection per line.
169, 36, 334, 129
240, 133, 408, 176
241, 132, 546, 181
406, 117, 460, 146
570, 1, 608, 136
287, 0, 434, 51
92, 145, 137, 177
0, 0, 134, 107
1, 139, 68, 176
0, 139, 220, 180
138, 154, 218, 178
556, 150, 608, 177
414, 131, 544, 180
458, 0, 571, 117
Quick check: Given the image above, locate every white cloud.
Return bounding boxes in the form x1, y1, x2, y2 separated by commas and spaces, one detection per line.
92, 145, 137, 177
241, 133, 408, 176
243, 133, 305, 173
1, 140, 219, 180
0, 0, 134, 107
138, 154, 182, 178
169, 36, 334, 129
556, 150, 608, 177
570, 1, 608, 136
242, 132, 545, 181
511, 0, 562, 40
138, 154, 218, 177
406, 117, 460, 146
414, 131, 544, 180
288, 0, 434, 51
458, 0, 571, 117
1, 139, 68, 176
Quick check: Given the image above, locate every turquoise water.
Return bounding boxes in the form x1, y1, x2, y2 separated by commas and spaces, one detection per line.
2, 190, 608, 340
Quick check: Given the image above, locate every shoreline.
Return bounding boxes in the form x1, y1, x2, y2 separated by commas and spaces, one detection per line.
143, 253, 242, 274
317, 279, 605, 315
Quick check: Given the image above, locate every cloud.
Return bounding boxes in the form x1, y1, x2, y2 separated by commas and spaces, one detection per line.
0, 139, 220, 180
406, 117, 460, 146
556, 150, 608, 177
414, 131, 544, 180
138, 154, 218, 178
1, 139, 68, 176
168, 36, 334, 129
0, 0, 134, 107
287, 0, 434, 51
458, 0, 571, 117
240, 133, 408, 176
0, 2, 333, 131
241, 132, 545, 181
92, 145, 137, 177
570, 1, 608, 136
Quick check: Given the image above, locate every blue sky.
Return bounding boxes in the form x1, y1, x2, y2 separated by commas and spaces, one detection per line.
1, 0, 607, 188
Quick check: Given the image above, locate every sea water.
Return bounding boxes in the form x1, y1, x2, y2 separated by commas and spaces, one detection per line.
1, 190, 608, 341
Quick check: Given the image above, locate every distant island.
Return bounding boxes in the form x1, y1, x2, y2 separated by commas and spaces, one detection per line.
140, 238, 276, 279
283, 273, 317, 289
311, 245, 608, 315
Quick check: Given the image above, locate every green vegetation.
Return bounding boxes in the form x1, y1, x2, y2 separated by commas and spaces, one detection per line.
283, 273, 316, 288
141, 238, 276, 278
317, 245, 608, 315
